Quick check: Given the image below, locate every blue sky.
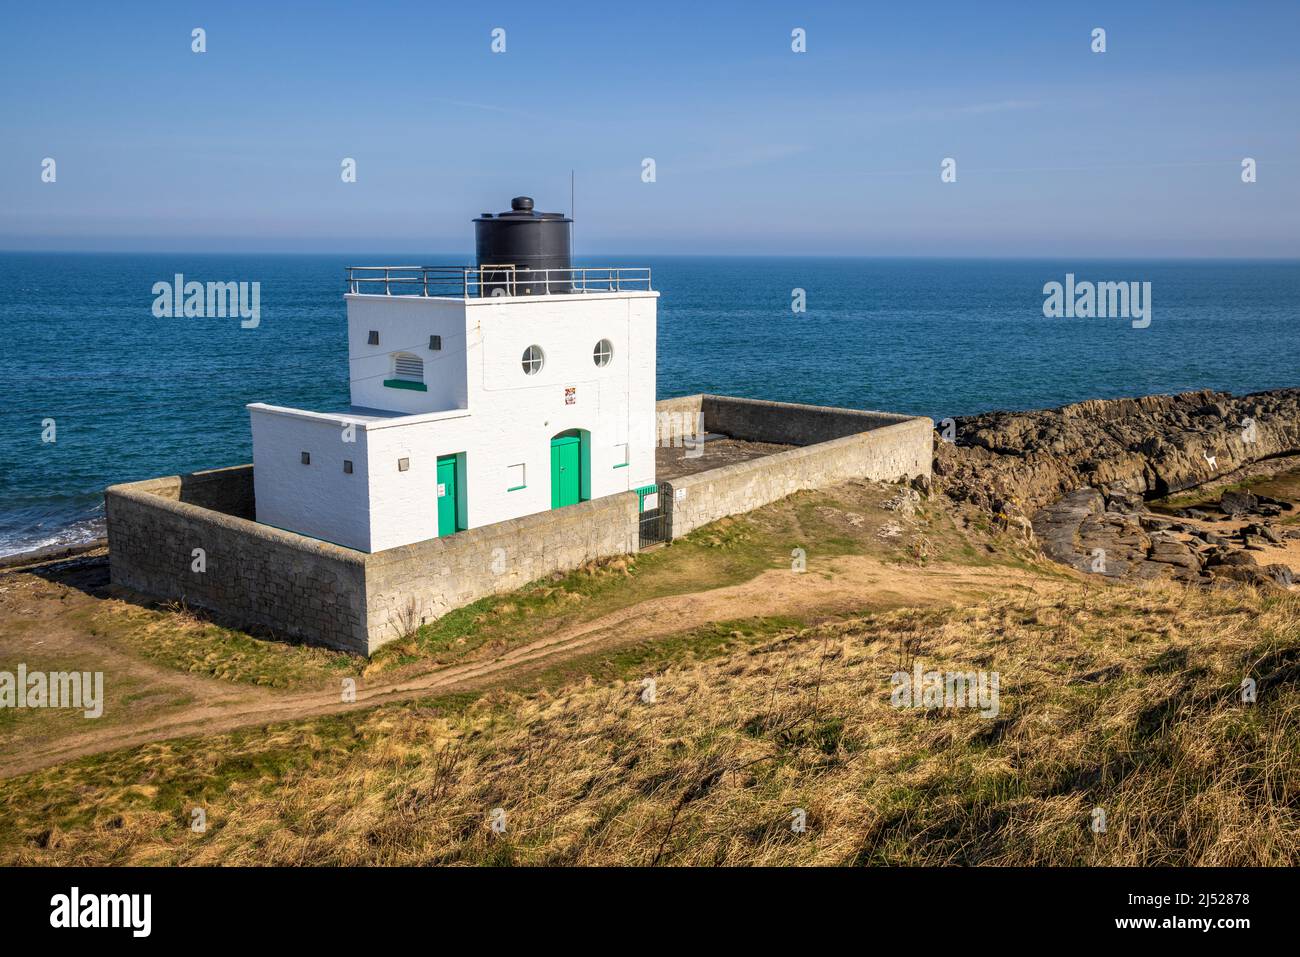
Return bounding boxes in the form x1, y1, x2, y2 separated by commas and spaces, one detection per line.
1, 0, 1297, 256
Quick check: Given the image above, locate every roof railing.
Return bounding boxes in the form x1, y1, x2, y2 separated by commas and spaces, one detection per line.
345, 265, 652, 298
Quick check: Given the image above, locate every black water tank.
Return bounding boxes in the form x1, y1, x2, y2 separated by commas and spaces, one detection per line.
473, 196, 572, 295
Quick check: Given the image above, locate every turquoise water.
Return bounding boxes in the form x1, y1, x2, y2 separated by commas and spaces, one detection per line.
1, 253, 1297, 556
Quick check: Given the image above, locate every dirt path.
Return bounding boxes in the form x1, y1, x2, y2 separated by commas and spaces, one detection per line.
0, 554, 1038, 780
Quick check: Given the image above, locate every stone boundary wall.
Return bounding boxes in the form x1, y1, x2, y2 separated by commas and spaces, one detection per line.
145, 462, 257, 518
655, 395, 933, 538
105, 396, 930, 655
664, 417, 933, 538
106, 467, 638, 655
707, 394, 918, 445
655, 394, 919, 446
105, 467, 369, 652
364, 492, 639, 647
654, 394, 705, 432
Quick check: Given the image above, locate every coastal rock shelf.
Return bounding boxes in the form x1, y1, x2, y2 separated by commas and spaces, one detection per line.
935, 387, 1300, 517
935, 387, 1300, 587
1031, 485, 1296, 587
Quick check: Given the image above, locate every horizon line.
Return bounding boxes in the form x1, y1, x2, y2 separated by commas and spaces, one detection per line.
1, 247, 1298, 263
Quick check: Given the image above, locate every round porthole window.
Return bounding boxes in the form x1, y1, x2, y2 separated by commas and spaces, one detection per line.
593, 339, 613, 367
521, 344, 545, 375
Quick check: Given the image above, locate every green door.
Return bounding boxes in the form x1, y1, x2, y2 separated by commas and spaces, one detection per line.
550, 435, 581, 508
437, 456, 458, 535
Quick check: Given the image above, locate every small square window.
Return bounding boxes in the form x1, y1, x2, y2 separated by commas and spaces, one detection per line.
613, 443, 629, 468
343, 460, 353, 474
398, 457, 410, 472
507, 463, 525, 490
301, 451, 311, 465
429, 334, 442, 351
367, 330, 380, 346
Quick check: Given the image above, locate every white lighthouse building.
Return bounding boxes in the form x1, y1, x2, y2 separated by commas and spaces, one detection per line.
247, 197, 658, 553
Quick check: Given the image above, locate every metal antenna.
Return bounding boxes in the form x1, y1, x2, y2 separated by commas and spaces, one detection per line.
569, 169, 575, 262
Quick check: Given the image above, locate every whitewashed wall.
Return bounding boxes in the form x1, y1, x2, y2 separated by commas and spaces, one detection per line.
249, 406, 375, 551
250, 289, 659, 553
467, 291, 659, 516
347, 296, 468, 413
363, 411, 472, 550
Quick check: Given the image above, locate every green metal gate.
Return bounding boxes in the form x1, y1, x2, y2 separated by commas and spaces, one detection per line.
637, 482, 672, 548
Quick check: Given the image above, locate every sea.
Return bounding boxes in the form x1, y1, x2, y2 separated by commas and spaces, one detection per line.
1, 253, 1297, 557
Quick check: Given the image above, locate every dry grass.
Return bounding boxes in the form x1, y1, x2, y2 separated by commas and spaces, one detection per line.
4, 578, 1297, 866
84, 595, 360, 688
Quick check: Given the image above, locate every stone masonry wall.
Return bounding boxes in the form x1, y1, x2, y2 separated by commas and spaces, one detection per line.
107, 467, 638, 656
665, 416, 934, 538
105, 470, 369, 653
363, 491, 639, 651
143, 463, 256, 518
698, 394, 918, 445
656, 394, 925, 446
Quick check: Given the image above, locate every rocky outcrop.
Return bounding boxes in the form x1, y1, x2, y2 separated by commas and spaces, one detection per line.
1032, 488, 1206, 583
935, 387, 1300, 518
936, 387, 1300, 588
1031, 484, 1296, 587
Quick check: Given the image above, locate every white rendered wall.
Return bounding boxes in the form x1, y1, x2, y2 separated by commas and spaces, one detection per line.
466, 291, 658, 519
254, 290, 659, 553
624, 295, 657, 490
363, 291, 658, 551
346, 296, 468, 413
362, 411, 473, 550
249, 406, 375, 551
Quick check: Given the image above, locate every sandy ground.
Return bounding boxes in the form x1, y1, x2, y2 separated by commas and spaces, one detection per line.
1149, 505, 1300, 576
0, 548, 1036, 780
